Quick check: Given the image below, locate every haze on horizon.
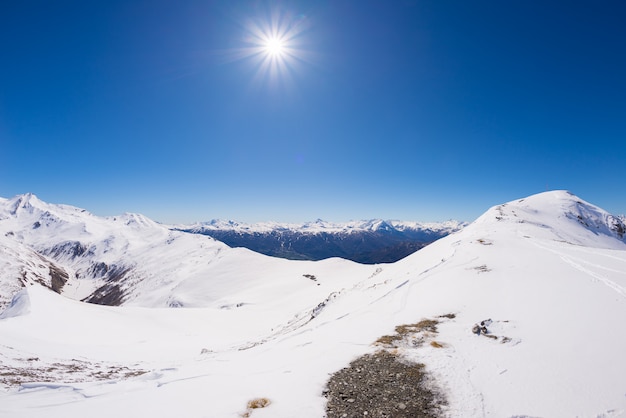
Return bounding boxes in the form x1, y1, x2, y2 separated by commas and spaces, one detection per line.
1, 1, 625, 224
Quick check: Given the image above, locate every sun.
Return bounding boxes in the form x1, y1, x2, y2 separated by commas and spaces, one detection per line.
231, 9, 311, 84
264, 37, 286, 58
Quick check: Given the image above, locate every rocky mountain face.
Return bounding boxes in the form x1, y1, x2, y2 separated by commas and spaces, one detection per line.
178, 219, 467, 264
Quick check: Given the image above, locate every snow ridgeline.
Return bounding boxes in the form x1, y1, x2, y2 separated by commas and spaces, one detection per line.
0, 190, 625, 417
0, 193, 375, 309
180, 218, 465, 235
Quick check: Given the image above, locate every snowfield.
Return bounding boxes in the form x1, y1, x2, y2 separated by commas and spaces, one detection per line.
1, 190, 625, 417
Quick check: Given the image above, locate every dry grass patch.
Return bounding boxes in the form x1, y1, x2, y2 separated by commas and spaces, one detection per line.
374, 315, 455, 349
375, 334, 402, 346
394, 319, 439, 337
241, 398, 271, 417
0, 357, 146, 388
247, 398, 270, 409
375, 320, 439, 348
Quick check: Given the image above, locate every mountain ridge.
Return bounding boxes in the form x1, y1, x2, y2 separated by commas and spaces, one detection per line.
181, 217, 465, 234
0, 193, 375, 309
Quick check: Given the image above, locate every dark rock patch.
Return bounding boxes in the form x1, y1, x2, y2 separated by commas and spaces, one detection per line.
83, 283, 125, 306
43, 241, 91, 259
324, 350, 444, 418
49, 264, 69, 293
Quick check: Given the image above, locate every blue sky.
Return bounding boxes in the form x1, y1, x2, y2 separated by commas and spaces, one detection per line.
1, 1, 625, 223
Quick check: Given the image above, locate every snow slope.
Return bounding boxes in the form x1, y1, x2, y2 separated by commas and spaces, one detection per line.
1, 190, 625, 417
0, 194, 372, 309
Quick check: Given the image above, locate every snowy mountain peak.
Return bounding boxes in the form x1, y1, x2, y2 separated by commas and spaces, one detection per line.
367, 219, 394, 232
1, 194, 93, 226
6, 193, 45, 215
476, 190, 626, 248
108, 212, 158, 229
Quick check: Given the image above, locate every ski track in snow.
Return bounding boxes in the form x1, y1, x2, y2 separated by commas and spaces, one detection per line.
533, 240, 626, 298
561, 256, 626, 298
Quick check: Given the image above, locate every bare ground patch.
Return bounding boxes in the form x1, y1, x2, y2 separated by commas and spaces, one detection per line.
0, 354, 146, 388
324, 314, 455, 418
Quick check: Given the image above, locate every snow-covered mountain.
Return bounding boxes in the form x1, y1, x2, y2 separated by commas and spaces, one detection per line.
0, 194, 372, 309
184, 218, 464, 234
1, 190, 626, 417
178, 218, 466, 264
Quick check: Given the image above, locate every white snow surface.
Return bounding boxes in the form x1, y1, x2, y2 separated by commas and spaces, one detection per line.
0, 190, 625, 417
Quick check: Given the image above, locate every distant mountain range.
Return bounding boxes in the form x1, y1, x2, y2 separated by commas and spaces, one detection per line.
176, 219, 467, 264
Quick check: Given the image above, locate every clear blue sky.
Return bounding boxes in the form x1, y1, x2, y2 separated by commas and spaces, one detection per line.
1, 1, 625, 223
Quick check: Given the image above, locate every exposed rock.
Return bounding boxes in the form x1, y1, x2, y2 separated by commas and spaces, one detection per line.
324, 350, 443, 418
326, 316, 451, 417
49, 264, 68, 293
472, 318, 492, 335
